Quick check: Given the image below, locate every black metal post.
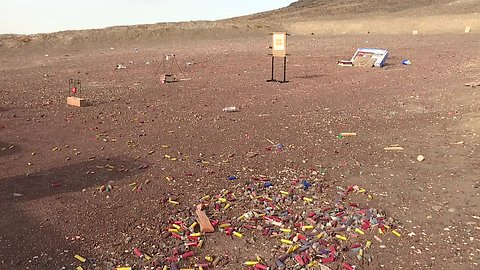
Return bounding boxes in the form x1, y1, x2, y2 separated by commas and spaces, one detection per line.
280, 57, 289, 83
267, 56, 275, 82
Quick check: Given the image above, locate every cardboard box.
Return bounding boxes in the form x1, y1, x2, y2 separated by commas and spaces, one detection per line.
351, 48, 389, 67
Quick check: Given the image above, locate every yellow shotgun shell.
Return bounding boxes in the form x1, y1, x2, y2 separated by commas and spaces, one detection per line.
76, 267, 84, 270
190, 232, 202, 237
287, 244, 300, 253
303, 197, 313, 203
280, 191, 290, 196
224, 203, 231, 210
366, 240, 372, 248
233, 231, 243, 238
189, 222, 198, 230
172, 224, 181, 230
168, 198, 179, 205
218, 198, 227, 203
244, 261, 259, 266
302, 225, 314, 230
280, 228, 292, 233
335, 235, 348, 241
281, 239, 293, 245
355, 228, 365, 235
205, 256, 213, 262
316, 232, 325, 239
74, 254, 86, 262
392, 230, 402, 237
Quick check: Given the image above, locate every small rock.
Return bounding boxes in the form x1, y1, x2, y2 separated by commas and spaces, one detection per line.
417, 155, 425, 162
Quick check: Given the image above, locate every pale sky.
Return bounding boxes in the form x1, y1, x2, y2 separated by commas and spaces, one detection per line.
0, 0, 295, 34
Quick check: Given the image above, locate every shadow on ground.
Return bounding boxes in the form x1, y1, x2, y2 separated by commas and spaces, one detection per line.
0, 156, 149, 268
0, 141, 20, 158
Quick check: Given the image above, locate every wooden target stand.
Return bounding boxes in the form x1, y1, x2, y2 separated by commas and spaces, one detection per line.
267, 32, 289, 83
67, 79, 87, 107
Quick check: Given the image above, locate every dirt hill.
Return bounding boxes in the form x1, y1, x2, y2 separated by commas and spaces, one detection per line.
239, 0, 480, 35
1, 0, 480, 50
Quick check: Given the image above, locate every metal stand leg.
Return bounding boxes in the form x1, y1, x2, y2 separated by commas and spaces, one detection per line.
280, 57, 289, 83
267, 56, 276, 82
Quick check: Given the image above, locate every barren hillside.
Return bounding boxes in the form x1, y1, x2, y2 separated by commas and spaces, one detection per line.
1, 0, 480, 50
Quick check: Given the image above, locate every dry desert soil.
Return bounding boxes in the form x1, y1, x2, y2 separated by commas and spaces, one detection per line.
1, 1, 479, 270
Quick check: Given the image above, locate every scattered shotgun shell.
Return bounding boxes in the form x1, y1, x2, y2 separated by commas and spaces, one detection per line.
255, 263, 269, 270
189, 222, 198, 230
287, 244, 300, 254
294, 254, 305, 265
303, 197, 313, 203
302, 225, 314, 230
74, 254, 86, 263
244, 261, 259, 266
340, 132, 357, 137
281, 239, 293, 245
280, 191, 290, 196
212, 256, 222, 266
76, 267, 84, 270
133, 247, 143, 257
180, 251, 195, 259
219, 223, 231, 228
168, 198, 179, 205
366, 240, 372, 248
233, 231, 244, 238
384, 146, 404, 151
343, 262, 354, 270
392, 230, 402, 237
355, 228, 365, 235
335, 235, 348, 241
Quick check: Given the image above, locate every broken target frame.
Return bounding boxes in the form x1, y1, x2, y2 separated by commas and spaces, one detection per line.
267, 32, 290, 83
159, 54, 183, 84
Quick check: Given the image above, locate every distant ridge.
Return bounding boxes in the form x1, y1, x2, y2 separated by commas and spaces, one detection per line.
1, 0, 479, 50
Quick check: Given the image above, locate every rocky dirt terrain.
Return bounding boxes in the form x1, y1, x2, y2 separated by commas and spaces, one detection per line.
1, 1, 480, 270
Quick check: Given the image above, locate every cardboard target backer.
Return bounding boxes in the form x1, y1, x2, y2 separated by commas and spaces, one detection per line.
272, 32, 287, 57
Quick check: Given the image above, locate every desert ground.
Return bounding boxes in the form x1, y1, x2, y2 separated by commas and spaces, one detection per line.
1, 1, 480, 270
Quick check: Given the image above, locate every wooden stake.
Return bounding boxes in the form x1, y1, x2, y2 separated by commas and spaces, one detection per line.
195, 204, 214, 233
